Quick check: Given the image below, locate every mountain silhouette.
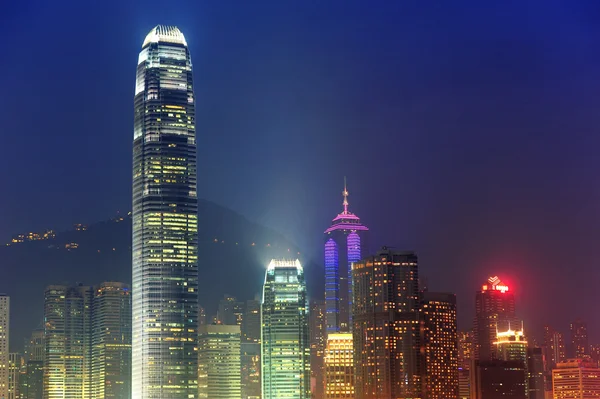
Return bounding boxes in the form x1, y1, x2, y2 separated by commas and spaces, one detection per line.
1, 199, 322, 350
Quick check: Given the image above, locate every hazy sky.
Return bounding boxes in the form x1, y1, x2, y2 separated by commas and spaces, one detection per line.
2, 0, 600, 340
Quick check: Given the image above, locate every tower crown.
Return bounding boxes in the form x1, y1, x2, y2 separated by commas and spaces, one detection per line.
142, 25, 187, 48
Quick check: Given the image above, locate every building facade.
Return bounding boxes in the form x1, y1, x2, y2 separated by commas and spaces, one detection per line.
0, 294, 9, 399
569, 320, 588, 359
217, 295, 244, 326
20, 360, 43, 399
474, 360, 527, 399
458, 331, 473, 399
527, 347, 545, 399
324, 182, 368, 333
552, 358, 600, 399
474, 276, 517, 361
241, 300, 261, 399
352, 248, 421, 399
420, 292, 458, 399
198, 325, 241, 399
92, 282, 132, 399
8, 353, 22, 399
324, 333, 354, 399
261, 260, 310, 399
309, 300, 326, 399
495, 328, 528, 398
132, 25, 199, 399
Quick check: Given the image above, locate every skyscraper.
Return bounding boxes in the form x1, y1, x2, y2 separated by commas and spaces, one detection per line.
474, 276, 517, 361
458, 331, 473, 399
324, 333, 354, 399
309, 300, 326, 399
544, 326, 566, 370
261, 259, 310, 399
420, 292, 459, 399
494, 327, 528, 397
474, 360, 527, 399
21, 329, 44, 399
8, 353, 22, 399
91, 282, 132, 399
241, 300, 261, 399
0, 294, 8, 399
43, 285, 94, 399
324, 181, 368, 333
217, 295, 244, 326
25, 329, 44, 363
552, 358, 600, 399
132, 25, 198, 399
352, 248, 421, 399
569, 319, 589, 359
198, 325, 242, 399
527, 347, 545, 399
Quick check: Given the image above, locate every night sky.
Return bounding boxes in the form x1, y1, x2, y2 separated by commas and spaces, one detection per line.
2, 0, 600, 341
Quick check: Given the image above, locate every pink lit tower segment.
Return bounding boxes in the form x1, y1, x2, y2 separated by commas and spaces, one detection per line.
324, 179, 369, 333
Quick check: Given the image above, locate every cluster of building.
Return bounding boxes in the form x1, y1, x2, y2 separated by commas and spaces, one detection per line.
2, 23, 600, 399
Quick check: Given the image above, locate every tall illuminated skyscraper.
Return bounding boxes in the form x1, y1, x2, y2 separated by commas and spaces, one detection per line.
352, 248, 421, 399
0, 294, 8, 399
309, 300, 326, 399
494, 327, 528, 398
324, 181, 368, 333
241, 300, 261, 399
198, 325, 241, 399
324, 333, 354, 399
474, 276, 517, 361
132, 25, 198, 399
261, 259, 310, 399
458, 331, 473, 399
420, 292, 458, 399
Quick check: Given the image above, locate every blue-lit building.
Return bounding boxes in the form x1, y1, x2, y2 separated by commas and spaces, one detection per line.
324, 182, 368, 333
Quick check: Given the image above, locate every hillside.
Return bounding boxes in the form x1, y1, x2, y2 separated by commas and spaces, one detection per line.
1, 199, 322, 350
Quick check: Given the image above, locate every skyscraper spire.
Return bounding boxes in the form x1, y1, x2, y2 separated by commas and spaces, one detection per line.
342, 177, 349, 214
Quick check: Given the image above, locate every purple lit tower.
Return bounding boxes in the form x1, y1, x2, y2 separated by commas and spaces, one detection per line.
324, 180, 369, 333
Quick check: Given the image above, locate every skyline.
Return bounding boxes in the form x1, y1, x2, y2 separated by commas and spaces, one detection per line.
2, 0, 600, 349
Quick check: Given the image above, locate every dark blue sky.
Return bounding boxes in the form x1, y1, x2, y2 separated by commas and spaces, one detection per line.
2, 0, 600, 340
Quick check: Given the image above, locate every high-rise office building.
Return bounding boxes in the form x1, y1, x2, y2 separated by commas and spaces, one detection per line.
241, 300, 261, 399
92, 282, 132, 399
44, 285, 94, 399
20, 360, 43, 399
217, 295, 244, 326
0, 294, 9, 399
324, 181, 368, 333
25, 329, 44, 362
544, 326, 566, 370
527, 347, 545, 399
569, 319, 588, 359
309, 300, 326, 399
132, 25, 198, 399
261, 259, 310, 399
458, 331, 473, 399
474, 360, 527, 399
352, 248, 421, 399
495, 328, 528, 397
198, 325, 241, 399
474, 276, 517, 361
8, 353, 22, 399
420, 292, 458, 399
324, 333, 354, 399
552, 358, 600, 399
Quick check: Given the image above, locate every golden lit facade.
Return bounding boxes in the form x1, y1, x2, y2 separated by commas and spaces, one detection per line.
552, 359, 600, 399
132, 25, 198, 399
261, 260, 310, 399
198, 325, 241, 399
324, 333, 354, 399
352, 248, 421, 399
421, 292, 458, 399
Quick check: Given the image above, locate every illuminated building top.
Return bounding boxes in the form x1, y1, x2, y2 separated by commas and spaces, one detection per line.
494, 327, 527, 345
142, 25, 187, 48
481, 276, 509, 293
324, 179, 369, 234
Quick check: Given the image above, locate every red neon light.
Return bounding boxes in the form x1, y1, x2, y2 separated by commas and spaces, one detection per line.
482, 276, 509, 293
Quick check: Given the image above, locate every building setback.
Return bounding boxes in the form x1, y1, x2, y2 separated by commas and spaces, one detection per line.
352, 248, 421, 399
132, 24, 199, 399
198, 325, 241, 399
261, 259, 310, 399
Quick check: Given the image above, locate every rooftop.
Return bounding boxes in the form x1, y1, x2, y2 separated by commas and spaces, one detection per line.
142, 25, 187, 48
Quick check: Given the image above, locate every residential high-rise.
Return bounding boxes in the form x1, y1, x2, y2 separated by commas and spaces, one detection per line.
474, 360, 527, 399
474, 276, 517, 361
261, 259, 310, 399
241, 300, 261, 399
324, 333, 354, 399
324, 181, 368, 333
8, 353, 22, 399
198, 325, 241, 399
217, 295, 244, 326
132, 25, 198, 399
309, 300, 326, 399
0, 294, 9, 399
91, 282, 132, 399
352, 248, 421, 399
569, 319, 588, 359
420, 292, 458, 399
44, 285, 94, 399
495, 328, 528, 397
552, 358, 600, 398
527, 347, 545, 399
458, 331, 473, 399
